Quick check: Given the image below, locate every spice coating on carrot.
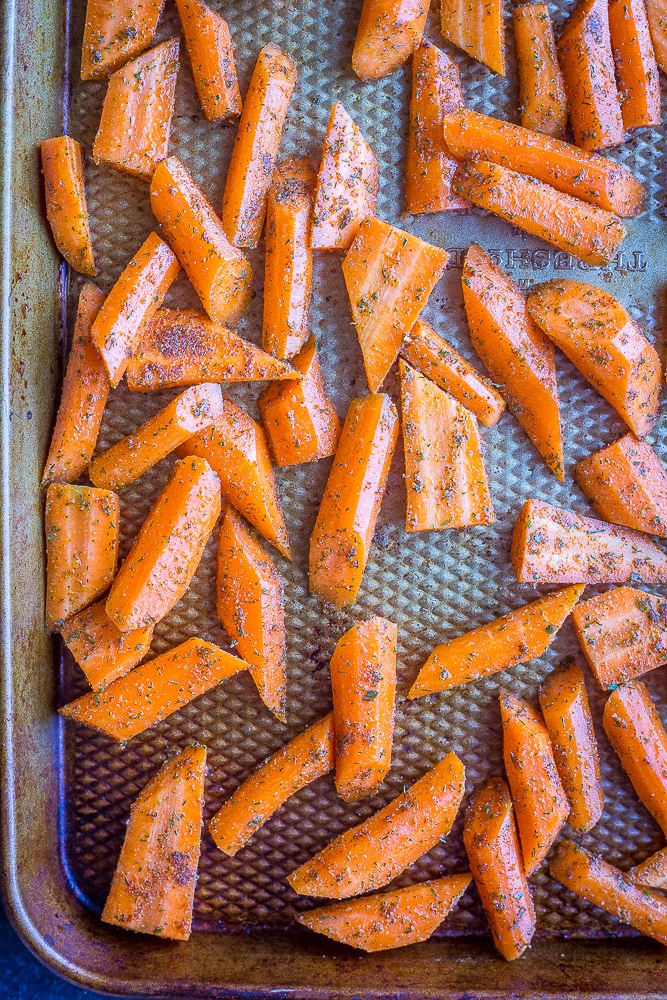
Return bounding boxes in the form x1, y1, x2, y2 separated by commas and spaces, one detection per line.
352, 0, 429, 80
513, 4, 567, 138
609, 0, 661, 129
176, 0, 241, 123
629, 846, 667, 888
60, 599, 154, 692
41, 136, 96, 275
80, 0, 165, 80
440, 0, 506, 74
645, 0, 667, 71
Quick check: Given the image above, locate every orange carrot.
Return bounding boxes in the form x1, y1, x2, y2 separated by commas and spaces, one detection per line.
105, 456, 221, 631
463, 777, 535, 961
309, 393, 398, 609
343, 217, 449, 393
80, 0, 164, 80
310, 103, 379, 251
221, 44, 296, 249
440, 0, 506, 74
40, 137, 96, 276
629, 847, 667, 888
177, 397, 292, 559
89, 383, 223, 490
408, 585, 583, 700
329, 616, 397, 802
352, 0, 429, 80
45, 484, 119, 634
539, 661, 604, 833
645, 0, 667, 71
90, 231, 179, 387
60, 600, 153, 692
527, 281, 661, 437
175, 0, 241, 123
208, 714, 334, 855
399, 360, 494, 532
150, 156, 252, 328
609, 0, 661, 128
513, 4, 567, 138
216, 505, 286, 722
288, 751, 465, 899
461, 244, 563, 480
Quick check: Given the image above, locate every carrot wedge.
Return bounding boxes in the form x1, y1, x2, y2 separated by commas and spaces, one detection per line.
208, 714, 334, 855
175, 0, 241, 123
80, 0, 164, 80
105, 456, 221, 632
41, 137, 96, 276
309, 393, 398, 609
408, 585, 583, 700
60, 600, 153, 691
629, 847, 667, 888
609, 0, 661, 129
440, 0, 506, 74
297, 874, 472, 952
352, 0, 429, 80
646, 0, 667, 71
513, 4, 567, 138
343, 217, 449, 393
288, 751, 465, 899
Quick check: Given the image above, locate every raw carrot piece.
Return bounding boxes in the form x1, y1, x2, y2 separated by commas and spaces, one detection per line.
60, 600, 153, 692
646, 0, 667, 71
399, 360, 494, 533
609, 0, 661, 128
527, 281, 661, 437
463, 777, 535, 961
629, 847, 667, 888
258, 336, 340, 467
296, 874, 472, 952
310, 103, 379, 252
105, 456, 221, 631
41, 137, 96, 276
352, 0, 429, 80
80, 0, 164, 80
461, 244, 563, 480
288, 751, 465, 899
539, 661, 604, 833
309, 394, 398, 609
440, 0, 506, 74
45, 484, 120, 633
89, 383, 224, 490
409, 585, 583, 700
513, 4, 567, 138
175, 0, 241, 123
216, 505, 286, 722
221, 44, 296, 249
92, 38, 179, 180
343, 217, 449, 393
329, 616, 397, 802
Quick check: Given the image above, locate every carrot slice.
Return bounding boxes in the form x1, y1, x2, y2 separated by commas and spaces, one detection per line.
646, 0, 667, 71
41, 137, 96, 276
329, 616, 397, 802
297, 873, 472, 952
209, 714, 334, 855
352, 0, 429, 80
175, 0, 241, 123
461, 244, 563, 480
309, 393, 398, 609
60, 600, 153, 692
440, 0, 505, 73
343, 217, 449, 393
221, 44, 296, 249
399, 360, 494, 533
216, 505, 286, 722
527, 280, 661, 437
106, 456, 221, 631
80, 0, 164, 80
258, 336, 340, 467
463, 777, 535, 961
513, 4, 567, 138
609, 0, 661, 129
288, 751, 465, 899
629, 847, 667, 888
150, 156, 252, 328
539, 661, 604, 833
310, 103, 379, 252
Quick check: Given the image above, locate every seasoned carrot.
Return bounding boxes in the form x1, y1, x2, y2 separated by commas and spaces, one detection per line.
527, 281, 661, 437
80, 0, 164, 80
399, 360, 494, 532
177, 397, 292, 559
175, 0, 241, 123
89, 383, 223, 490
329, 616, 397, 802
629, 847, 667, 888
310, 103, 379, 251
408, 586, 583, 700
513, 4, 567, 138
150, 156, 252, 328
461, 244, 563, 480
258, 336, 340, 467
288, 751, 465, 899
645, 0, 667, 71
309, 394, 398, 609
105, 456, 221, 632
60, 600, 153, 692
90, 231, 179, 387
221, 44, 296, 249
343, 217, 449, 393
41, 137, 96, 276
352, 0, 429, 80
609, 0, 660, 129
216, 505, 286, 722
463, 777, 535, 961
539, 661, 604, 833
92, 38, 179, 180
440, 0, 505, 73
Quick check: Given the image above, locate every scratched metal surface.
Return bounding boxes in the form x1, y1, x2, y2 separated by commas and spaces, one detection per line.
60, 0, 667, 940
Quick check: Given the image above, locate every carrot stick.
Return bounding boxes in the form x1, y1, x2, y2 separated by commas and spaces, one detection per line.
461, 244, 563, 480
150, 156, 252, 328
513, 4, 567, 138
175, 0, 241, 123
40, 137, 96, 276
463, 777, 535, 961
105, 456, 221, 631
80, 0, 164, 80
399, 360, 494, 533
208, 713, 334, 855
645, 0, 667, 71
216, 505, 286, 722
440, 0, 506, 73
60, 600, 153, 692
539, 660, 604, 833
629, 847, 667, 888
221, 44, 296, 249
408, 585, 583, 700
311, 103, 379, 251
609, 0, 661, 129
309, 393, 398, 609
288, 751, 465, 899
352, 0, 429, 80
342, 217, 449, 393
258, 336, 340, 467
89, 383, 224, 490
